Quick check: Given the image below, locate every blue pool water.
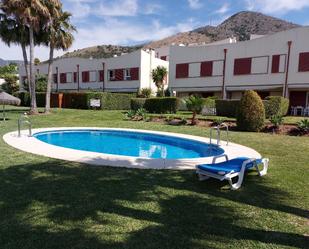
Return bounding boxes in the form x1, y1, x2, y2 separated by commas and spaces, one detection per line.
34, 130, 224, 159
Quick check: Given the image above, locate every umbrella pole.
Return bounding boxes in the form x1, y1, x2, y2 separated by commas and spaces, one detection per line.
2, 104, 5, 121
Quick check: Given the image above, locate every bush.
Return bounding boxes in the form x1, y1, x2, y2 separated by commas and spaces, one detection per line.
297, 119, 309, 133
144, 97, 179, 114
137, 88, 152, 98
131, 98, 146, 110
263, 96, 289, 118
64, 93, 88, 109
270, 115, 284, 128
236, 90, 265, 132
216, 100, 240, 117
86, 92, 134, 110
15, 92, 46, 107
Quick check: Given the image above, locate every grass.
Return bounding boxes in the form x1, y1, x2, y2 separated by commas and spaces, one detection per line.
0, 107, 308, 249
149, 111, 307, 125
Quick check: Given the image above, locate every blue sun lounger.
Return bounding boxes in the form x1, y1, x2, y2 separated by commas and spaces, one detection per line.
196, 155, 269, 190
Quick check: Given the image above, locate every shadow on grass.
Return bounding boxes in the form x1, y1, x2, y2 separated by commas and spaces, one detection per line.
0, 161, 308, 249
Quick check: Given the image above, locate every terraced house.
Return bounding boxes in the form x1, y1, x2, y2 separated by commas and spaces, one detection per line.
169, 26, 309, 107
19, 49, 168, 93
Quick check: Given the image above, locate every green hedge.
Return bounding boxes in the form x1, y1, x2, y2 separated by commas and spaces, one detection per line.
16, 92, 135, 110
215, 100, 240, 117
263, 96, 289, 118
144, 97, 179, 114
131, 98, 147, 110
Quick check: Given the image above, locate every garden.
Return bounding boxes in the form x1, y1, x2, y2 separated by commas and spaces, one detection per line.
0, 92, 308, 248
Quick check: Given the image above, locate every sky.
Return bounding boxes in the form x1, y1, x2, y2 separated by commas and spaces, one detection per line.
1, 0, 309, 60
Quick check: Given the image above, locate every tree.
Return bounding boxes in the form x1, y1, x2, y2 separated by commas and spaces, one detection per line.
1, 0, 61, 114
34, 58, 40, 65
0, 64, 19, 94
236, 90, 265, 131
44, 10, 75, 113
152, 66, 167, 97
185, 95, 205, 125
0, 13, 31, 94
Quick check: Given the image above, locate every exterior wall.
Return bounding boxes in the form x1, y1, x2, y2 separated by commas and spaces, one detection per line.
169, 26, 309, 106
19, 49, 169, 93
154, 46, 170, 61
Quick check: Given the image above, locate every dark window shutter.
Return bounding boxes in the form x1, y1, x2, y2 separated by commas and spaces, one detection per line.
130, 67, 139, 80
99, 70, 104, 82
115, 69, 124, 81
200, 61, 213, 77
298, 52, 309, 72
271, 55, 280, 73
160, 56, 167, 61
234, 58, 252, 75
82, 71, 90, 82
60, 73, 66, 83
73, 72, 77, 83
176, 63, 189, 78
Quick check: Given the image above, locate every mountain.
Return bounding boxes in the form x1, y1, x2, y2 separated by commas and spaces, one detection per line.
146, 11, 300, 48
61, 11, 301, 58
0, 58, 23, 67
61, 44, 143, 59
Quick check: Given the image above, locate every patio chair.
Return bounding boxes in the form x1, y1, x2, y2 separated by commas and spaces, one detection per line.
303, 107, 309, 116
196, 155, 269, 190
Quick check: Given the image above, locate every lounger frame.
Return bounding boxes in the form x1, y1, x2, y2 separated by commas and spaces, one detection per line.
196, 155, 269, 190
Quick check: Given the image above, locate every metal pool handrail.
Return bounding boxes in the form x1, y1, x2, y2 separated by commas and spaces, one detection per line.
209, 123, 229, 146
18, 113, 32, 137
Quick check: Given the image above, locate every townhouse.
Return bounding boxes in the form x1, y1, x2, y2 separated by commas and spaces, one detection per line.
169, 27, 309, 107
19, 49, 168, 93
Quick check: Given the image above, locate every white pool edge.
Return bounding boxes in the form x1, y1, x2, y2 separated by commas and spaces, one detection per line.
3, 127, 261, 170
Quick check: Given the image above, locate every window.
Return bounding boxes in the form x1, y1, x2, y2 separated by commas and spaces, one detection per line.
60, 73, 67, 83
298, 52, 309, 72
130, 67, 139, 80
73, 72, 78, 83
53, 74, 58, 84
176, 63, 189, 78
234, 58, 252, 75
99, 70, 104, 82
124, 69, 131, 80
200, 61, 213, 77
109, 70, 115, 81
89, 71, 97, 82
115, 69, 124, 81
82, 71, 90, 82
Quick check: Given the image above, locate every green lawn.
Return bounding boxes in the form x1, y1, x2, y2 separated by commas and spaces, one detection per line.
0, 107, 308, 249
149, 111, 306, 125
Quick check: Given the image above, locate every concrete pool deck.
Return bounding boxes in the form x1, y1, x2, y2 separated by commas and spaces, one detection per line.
3, 127, 261, 170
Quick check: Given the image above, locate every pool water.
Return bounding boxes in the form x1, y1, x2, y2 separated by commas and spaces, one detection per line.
34, 130, 224, 159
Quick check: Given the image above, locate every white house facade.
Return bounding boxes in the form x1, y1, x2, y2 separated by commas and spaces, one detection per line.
169, 27, 309, 107
19, 49, 169, 94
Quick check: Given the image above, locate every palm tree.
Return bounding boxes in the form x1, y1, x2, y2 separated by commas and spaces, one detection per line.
152, 66, 168, 97
0, 13, 31, 94
185, 95, 205, 125
1, 0, 61, 114
44, 10, 75, 113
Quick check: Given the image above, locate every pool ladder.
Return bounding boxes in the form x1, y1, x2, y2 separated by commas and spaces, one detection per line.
209, 123, 229, 146
18, 113, 32, 137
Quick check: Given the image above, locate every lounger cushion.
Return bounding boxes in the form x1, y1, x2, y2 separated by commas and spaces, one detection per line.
197, 157, 262, 175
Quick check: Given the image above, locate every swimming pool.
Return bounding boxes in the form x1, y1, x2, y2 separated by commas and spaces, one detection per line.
33, 129, 224, 159
3, 128, 261, 170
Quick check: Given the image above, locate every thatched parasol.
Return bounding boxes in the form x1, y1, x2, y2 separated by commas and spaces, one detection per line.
0, 91, 21, 121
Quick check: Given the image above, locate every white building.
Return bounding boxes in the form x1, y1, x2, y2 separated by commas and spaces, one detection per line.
169, 27, 309, 107
19, 49, 169, 93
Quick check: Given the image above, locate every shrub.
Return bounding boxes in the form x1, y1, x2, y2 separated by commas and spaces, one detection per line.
64, 92, 88, 109
125, 108, 147, 121
270, 115, 284, 128
131, 98, 146, 110
216, 100, 240, 117
137, 88, 152, 98
236, 90, 265, 132
15, 92, 46, 107
86, 92, 134, 110
297, 119, 309, 133
184, 96, 205, 125
263, 96, 289, 118
144, 97, 179, 114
